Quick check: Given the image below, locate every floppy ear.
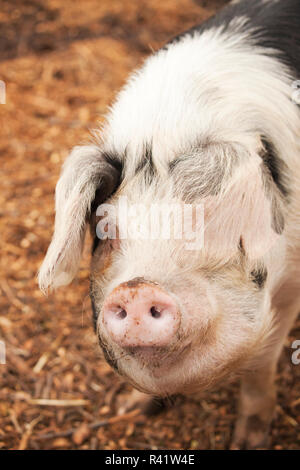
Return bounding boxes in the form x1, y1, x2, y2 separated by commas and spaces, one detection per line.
38, 145, 121, 292
204, 144, 285, 261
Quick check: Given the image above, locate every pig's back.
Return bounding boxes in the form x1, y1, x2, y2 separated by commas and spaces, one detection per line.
173, 0, 300, 77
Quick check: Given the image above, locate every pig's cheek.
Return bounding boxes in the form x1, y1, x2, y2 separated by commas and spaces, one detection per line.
91, 240, 116, 278
175, 289, 217, 335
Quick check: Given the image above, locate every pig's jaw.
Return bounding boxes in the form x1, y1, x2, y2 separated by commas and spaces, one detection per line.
97, 327, 192, 385
104, 344, 237, 396
97, 316, 268, 397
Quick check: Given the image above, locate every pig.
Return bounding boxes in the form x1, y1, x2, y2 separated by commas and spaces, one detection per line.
39, 0, 300, 449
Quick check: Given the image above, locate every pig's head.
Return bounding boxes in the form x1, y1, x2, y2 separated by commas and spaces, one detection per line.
39, 134, 287, 396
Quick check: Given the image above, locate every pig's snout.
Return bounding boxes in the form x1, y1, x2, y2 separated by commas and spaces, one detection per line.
102, 281, 180, 348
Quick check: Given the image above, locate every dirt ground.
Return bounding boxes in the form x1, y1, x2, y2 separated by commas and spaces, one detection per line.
0, 0, 299, 450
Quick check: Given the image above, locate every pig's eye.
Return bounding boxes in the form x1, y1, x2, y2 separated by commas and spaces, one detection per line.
150, 307, 161, 319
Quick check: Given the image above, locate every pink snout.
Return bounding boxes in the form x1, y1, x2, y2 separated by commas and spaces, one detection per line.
101, 280, 180, 348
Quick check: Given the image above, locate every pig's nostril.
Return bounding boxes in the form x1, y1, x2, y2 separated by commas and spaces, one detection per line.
116, 309, 127, 320
150, 306, 161, 319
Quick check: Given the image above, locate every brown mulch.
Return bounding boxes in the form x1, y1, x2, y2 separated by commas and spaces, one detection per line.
0, 0, 299, 450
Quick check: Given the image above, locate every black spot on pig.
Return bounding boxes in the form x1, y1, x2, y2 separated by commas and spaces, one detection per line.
135, 143, 156, 180
140, 396, 170, 416
270, 197, 285, 235
170, 0, 300, 77
90, 287, 98, 332
260, 138, 289, 199
102, 151, 124, 176
251, 266, 267, 289
91, 236, 100, 255
239, 236, 246, 256
259, 138, 288, 236
89, 150, 123, 247
90, 155, 122, 214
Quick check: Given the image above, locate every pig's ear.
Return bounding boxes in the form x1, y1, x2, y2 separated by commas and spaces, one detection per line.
205, 144, 285, 261
38, 145, 121, 292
